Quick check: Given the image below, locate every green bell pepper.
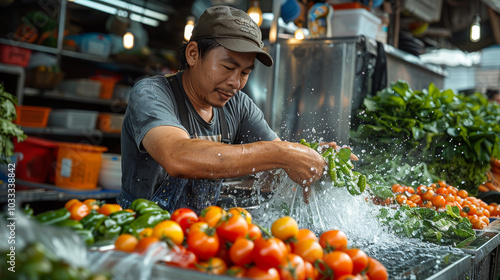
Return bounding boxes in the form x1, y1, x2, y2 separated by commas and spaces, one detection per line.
130, 198, 163, 216
109, 210, 135, 226
35, 208, 70, 225
96, 218, 121, 241
79, 212, 107, 231
75, 229, 94, 246
54, 219, 84, 230
126, 211, 170, 235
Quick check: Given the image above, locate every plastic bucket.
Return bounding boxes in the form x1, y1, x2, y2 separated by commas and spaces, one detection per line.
54, 142, 107, 189
14, 137, 58, 183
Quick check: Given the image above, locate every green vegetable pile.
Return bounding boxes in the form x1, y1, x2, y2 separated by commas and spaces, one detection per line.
0, 242, 110, 280
0, 84, 26, 164
351, 80, 500, 195
377, 204, 476, 247
299, 139, 367, 196
32, 199, 171, 246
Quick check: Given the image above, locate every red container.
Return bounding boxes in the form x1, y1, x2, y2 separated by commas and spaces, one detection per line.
0, 44, 32, 67
14, 137, 58, 183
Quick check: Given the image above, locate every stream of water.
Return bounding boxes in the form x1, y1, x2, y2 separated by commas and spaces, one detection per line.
248, 169, 467, 279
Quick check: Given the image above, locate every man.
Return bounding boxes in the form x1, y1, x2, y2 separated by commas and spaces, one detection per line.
117, 5, 336, 213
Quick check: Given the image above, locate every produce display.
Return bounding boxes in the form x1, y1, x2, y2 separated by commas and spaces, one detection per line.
351, 80, 500, 196
10, 198, 388, 280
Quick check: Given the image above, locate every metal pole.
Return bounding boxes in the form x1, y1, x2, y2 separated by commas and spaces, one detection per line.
269, 0, 281, 44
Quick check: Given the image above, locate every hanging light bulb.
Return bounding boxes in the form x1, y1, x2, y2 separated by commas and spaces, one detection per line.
294, 28, 309, 40
123, 31, 134, 49
470, 14, 481, 42
247, 0, 263, 26
184, 16, 195, 41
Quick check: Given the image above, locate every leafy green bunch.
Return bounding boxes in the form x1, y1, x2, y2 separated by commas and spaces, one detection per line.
351, 80, 500, 195
0, 84, 26, 164
378, 204, 475, 247
299, 139, 367, 196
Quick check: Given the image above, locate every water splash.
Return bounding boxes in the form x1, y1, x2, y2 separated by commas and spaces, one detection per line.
248, 170, 466, 279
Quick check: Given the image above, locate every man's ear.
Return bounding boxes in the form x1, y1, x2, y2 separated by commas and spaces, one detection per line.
185, 41, 199, 68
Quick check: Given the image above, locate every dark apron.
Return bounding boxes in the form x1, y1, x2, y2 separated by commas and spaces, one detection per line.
117, 74, 231, 214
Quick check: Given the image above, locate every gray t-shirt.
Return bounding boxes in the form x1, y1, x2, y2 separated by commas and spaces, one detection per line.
121, 72, 278, 199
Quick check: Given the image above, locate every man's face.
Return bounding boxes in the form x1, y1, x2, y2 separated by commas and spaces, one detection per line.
190, 46, 256, 107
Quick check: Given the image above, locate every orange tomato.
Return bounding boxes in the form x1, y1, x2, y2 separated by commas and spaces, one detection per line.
115, 233, 138, 252
343, 248, 368, 275
323, 251, 353, 279
65, 198, 81, 210
196, 257, 228, 275
271, 216, 299, 242
422, 190, 435, 202
408, 194, 423, 206
152, 220, 184, 246
98, 204, 123, 216
319, 230, 348, 251
435, 187, 448, 195
245, 266, 280, 280
199, 205, 226, 228
139, 227, 154, 239
83, 199, 100, 211
228, 207, 252, 224
226, 266, 247, 278
366, 257, 388, 280
279, 253, 306, 280
246, 223, 262, 241
135, 236, 161, 253
68, 202, 90, 221
395, 194, 407, 205
229, 237, 254, 266
457, 190, 468, 199
293, 239, 323, 263
431, 195, 446, 208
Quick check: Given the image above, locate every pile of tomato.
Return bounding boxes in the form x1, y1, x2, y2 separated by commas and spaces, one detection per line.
113, 205, 388, 280
391, 181, 499, 229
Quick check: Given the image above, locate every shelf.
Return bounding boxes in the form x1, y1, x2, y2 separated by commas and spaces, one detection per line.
0, 179, 120, 202
21, 126, 121, 139
24, 87, 128, 107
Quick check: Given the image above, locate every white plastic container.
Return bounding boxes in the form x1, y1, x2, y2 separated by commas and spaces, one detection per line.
331, 8, 381, 40
58, 79, 101, 98
99, 153, 121, 190
48, 109, 99, 130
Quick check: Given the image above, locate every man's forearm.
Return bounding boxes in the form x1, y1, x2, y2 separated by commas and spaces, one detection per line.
160, 139, 289, 180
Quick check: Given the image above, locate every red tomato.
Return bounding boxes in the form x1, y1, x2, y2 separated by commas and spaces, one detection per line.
247, 223, 262, 240
229, 237, 254, 266
323, 251, 353, 279
216, 212, 249, 242
366, 257, 388, 280
171, 208, 199, 235
293, 239, 323, 263
196, 257, 227, 275
343, 248, 368, 275
319, 230, 348, 251
245, 266, 280, 280
226, 266, 247, 278
164, 245, 197, 269
152, 220, 184, 246
279, 253, 306, 280
199, 206, 226, 228
187, 222, 220, 260
271, 216, 299, 241
252, 237, 286, 270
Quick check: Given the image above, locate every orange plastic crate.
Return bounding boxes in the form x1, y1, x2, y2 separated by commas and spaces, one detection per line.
13, 105, 51, 128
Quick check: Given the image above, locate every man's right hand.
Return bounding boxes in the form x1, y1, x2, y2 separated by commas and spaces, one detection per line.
281, 142, 326, 187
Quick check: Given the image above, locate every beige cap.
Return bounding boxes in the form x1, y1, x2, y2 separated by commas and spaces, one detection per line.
190, 5, 273, 67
